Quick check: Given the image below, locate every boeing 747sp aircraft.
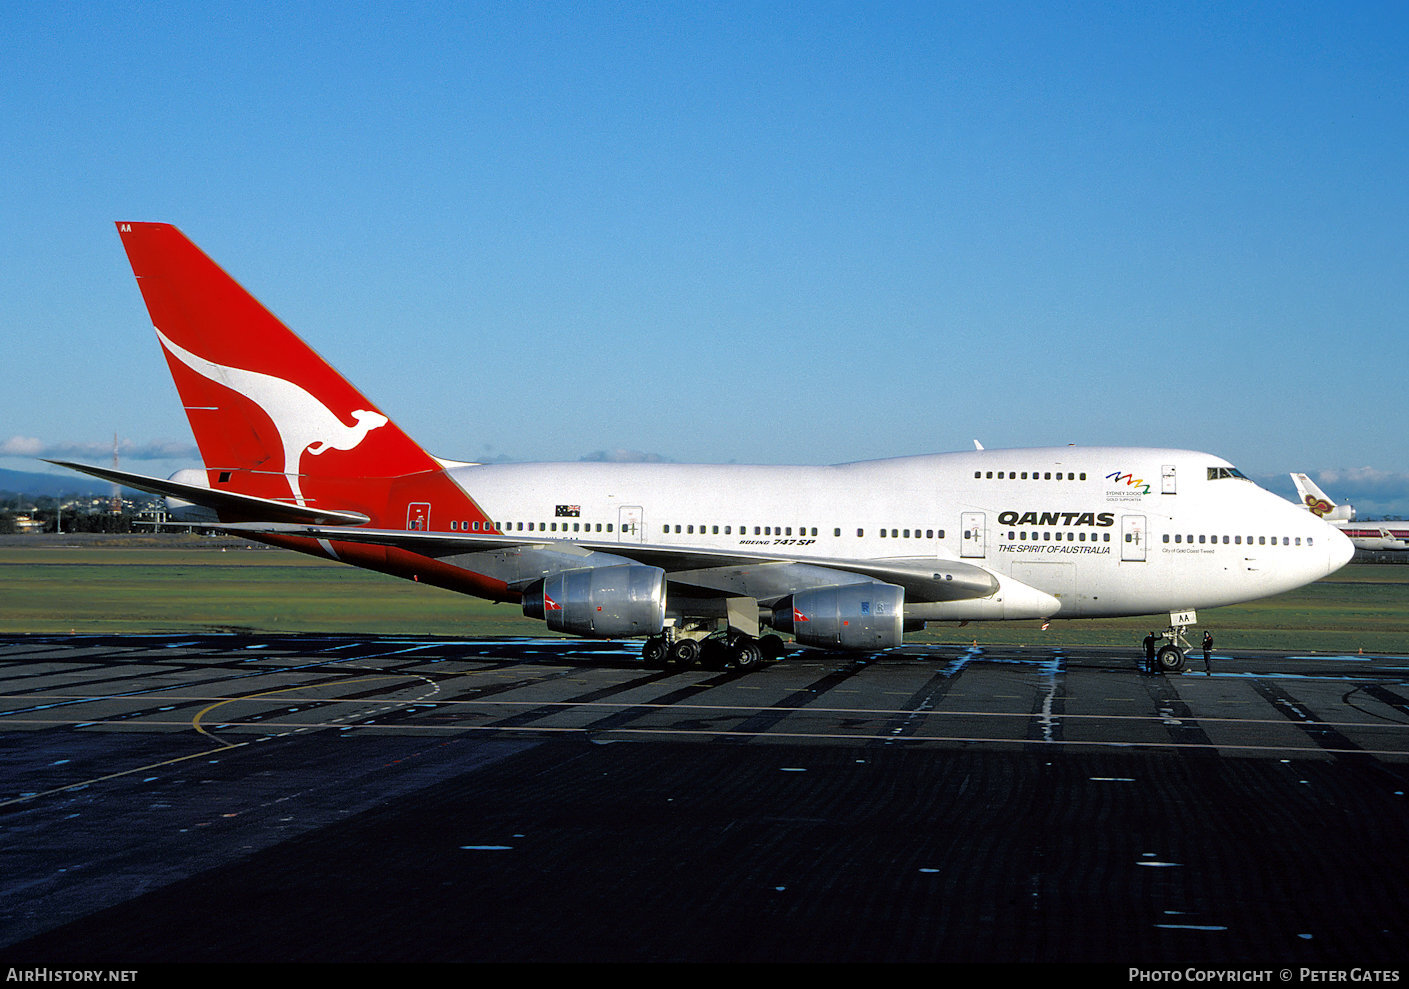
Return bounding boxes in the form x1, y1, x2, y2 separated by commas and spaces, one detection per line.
57, 223, 1353, 672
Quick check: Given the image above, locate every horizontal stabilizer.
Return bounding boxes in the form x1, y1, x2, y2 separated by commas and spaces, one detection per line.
48, 461, 370, 527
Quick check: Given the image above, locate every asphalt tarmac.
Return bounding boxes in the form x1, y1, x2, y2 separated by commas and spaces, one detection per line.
1, 633, 1407, 967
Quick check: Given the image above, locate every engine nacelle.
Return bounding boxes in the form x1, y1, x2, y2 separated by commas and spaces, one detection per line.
522, 565, 667, 638
770, 581, 905, 650
164, 468, 219, 523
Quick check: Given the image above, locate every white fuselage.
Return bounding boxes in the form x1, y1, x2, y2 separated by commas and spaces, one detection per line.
442, 446, 1352, 622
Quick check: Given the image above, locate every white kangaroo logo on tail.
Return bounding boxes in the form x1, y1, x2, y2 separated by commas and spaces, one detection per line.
155, 328, 388, 506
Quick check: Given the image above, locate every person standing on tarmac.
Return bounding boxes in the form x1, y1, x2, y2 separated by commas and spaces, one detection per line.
1203, 630, 1214, 675
1144, 632, 1157, 674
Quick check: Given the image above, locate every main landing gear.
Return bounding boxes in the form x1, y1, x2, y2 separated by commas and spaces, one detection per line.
641, 630, 786, 672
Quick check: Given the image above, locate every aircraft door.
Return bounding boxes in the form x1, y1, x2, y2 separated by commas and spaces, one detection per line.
406, 502, 431, 531
1121, 514, 1146, 562
960, 512, 986, 558
618, 505, 644, 543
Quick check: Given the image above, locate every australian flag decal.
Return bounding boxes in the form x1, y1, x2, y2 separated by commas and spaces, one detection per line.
556, 505, 581, 517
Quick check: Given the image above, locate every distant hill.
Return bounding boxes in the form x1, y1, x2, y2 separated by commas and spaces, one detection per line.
0, 467, 132, 498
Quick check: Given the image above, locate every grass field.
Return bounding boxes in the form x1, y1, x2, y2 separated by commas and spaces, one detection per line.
2, 538, 1406, 654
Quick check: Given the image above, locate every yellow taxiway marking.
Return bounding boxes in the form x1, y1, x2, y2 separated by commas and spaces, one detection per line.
3, 674, 439, 807
0, 740, 255, 809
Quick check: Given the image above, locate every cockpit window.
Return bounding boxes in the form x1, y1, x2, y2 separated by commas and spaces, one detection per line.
1207, 467, 1249, 481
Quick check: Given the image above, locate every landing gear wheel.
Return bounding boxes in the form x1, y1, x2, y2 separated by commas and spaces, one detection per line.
700, 636, 729, 671
642, 636, 668, 668
758, 634, 786, 661
669, 638, 701, 668
1157, 645, 1185, 672
730, 637, 762, 670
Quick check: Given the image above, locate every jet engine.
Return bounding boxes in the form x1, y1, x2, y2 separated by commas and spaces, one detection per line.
522, 564, 667, 638
770, 581, 905, 650
163, 468, 219, 523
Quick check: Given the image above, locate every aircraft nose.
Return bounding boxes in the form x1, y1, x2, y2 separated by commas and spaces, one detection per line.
1327, 526, 1354, 574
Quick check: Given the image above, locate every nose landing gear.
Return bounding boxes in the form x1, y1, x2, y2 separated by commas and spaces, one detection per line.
1144, 611, 1196, 673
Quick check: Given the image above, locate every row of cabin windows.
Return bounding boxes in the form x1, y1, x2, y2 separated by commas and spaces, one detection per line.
443, 520, 958, 541
664, 524, 818, 536
977, 471, 1087, 481
1164, 534, 1314, 546
449, 521, 614, 533
445, 520, 953, 541
1007, 530, 1112, 542
433, 520, 1311, 549
662, 525, 948, 539
1004, 531, 1317, 546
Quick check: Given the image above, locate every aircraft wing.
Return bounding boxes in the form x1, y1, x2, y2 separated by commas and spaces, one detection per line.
56, 460, 997, 604
219, 522, 999, 605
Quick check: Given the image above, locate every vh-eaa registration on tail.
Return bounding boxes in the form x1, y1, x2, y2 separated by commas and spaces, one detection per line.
57, 222, 1354, 671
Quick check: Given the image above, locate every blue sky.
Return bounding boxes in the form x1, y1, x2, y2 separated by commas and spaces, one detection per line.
4, 2, 1408, 513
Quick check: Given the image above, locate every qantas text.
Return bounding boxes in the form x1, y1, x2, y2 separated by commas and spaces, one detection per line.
997, 511, 1115, 527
